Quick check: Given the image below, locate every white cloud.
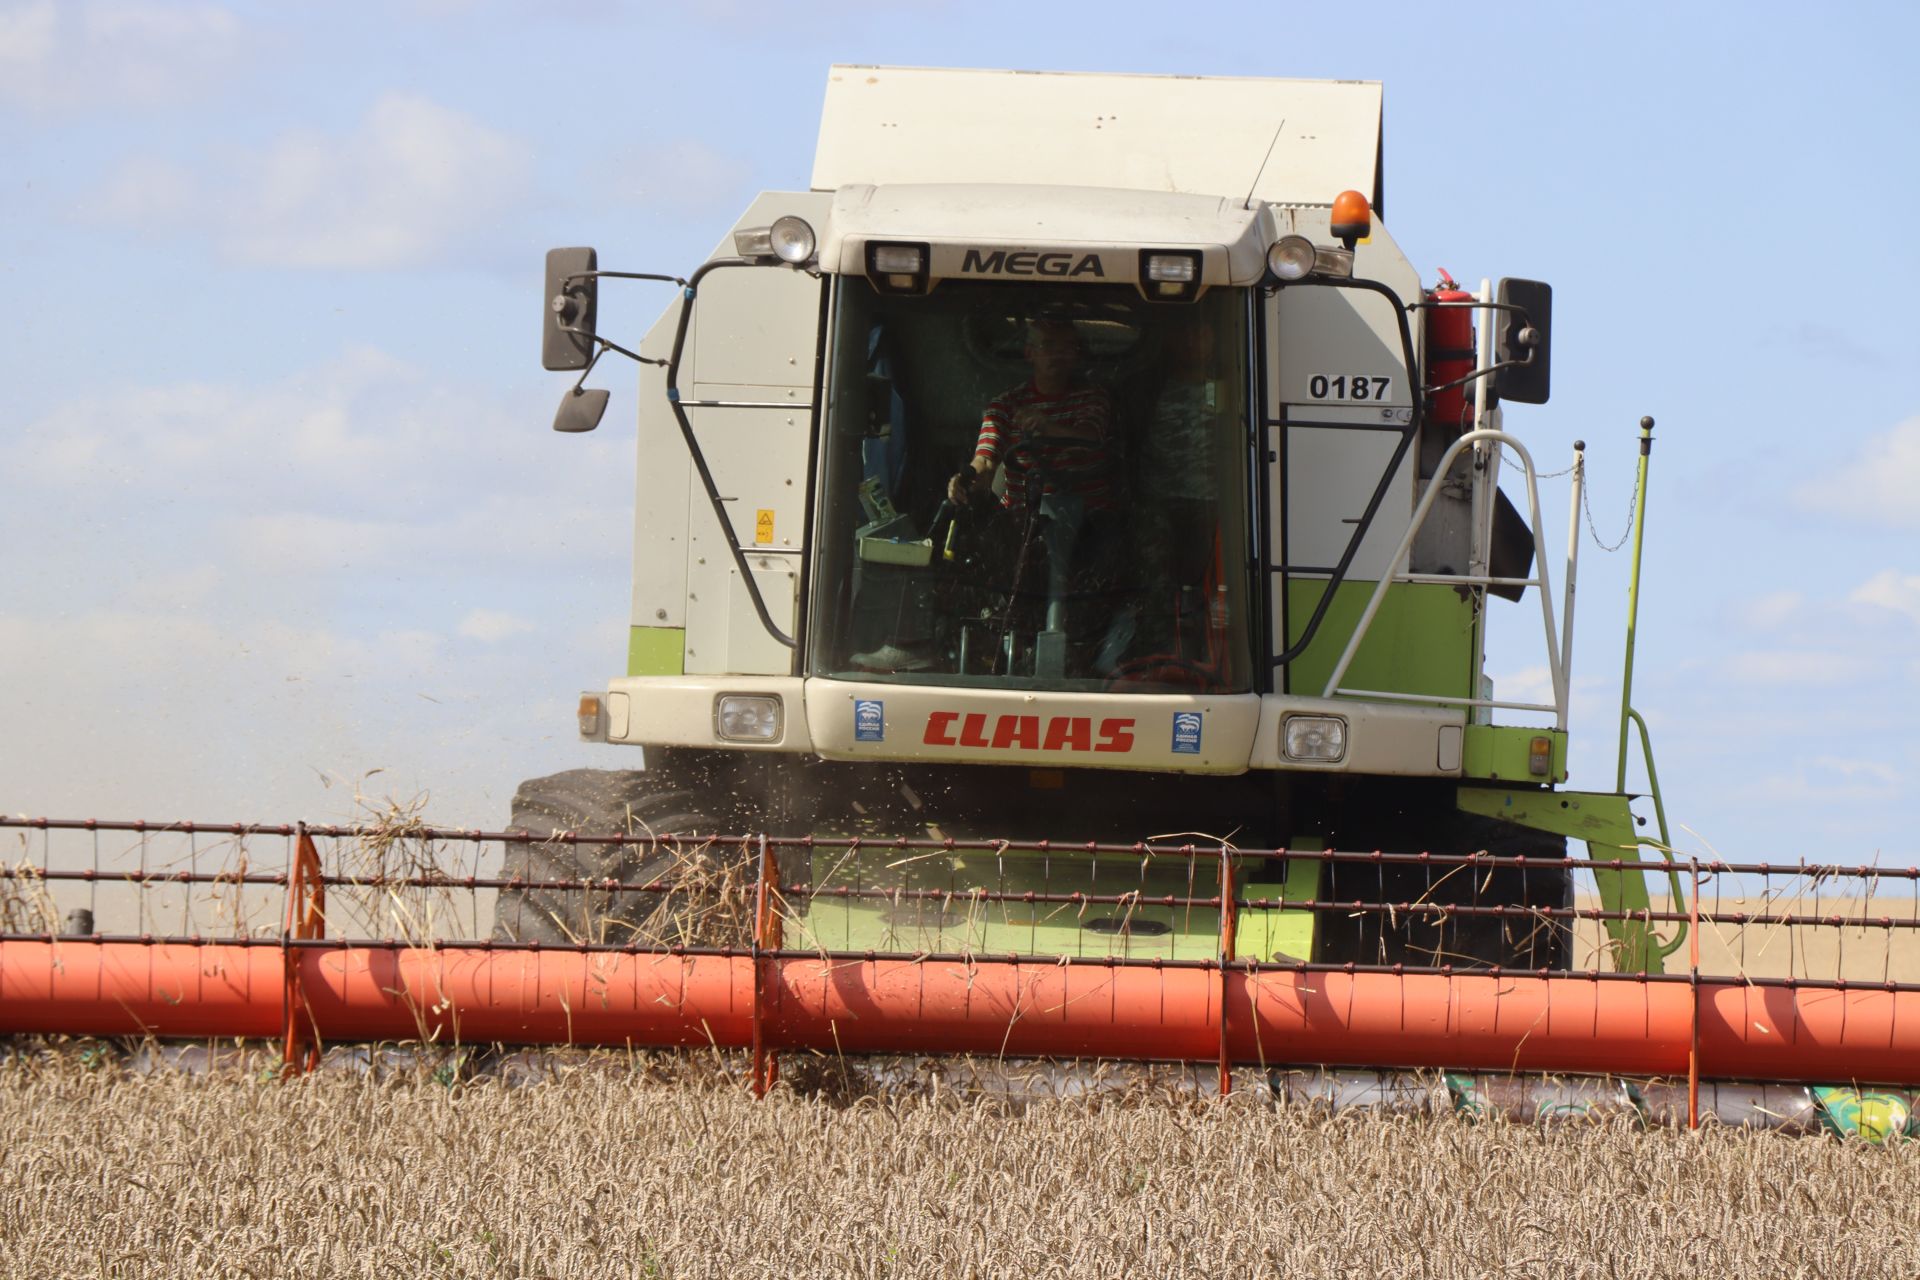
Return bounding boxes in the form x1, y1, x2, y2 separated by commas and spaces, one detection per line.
604, 139, 754, 217
0, 350, 634, 821
0, 1, 53, 60
1736, 590, 1804, 631
1806, 755, 1902, 787
1722, 648, 1872, 687
458, 609, 536, 642
125, 564, 222, 608
1494, 664, 1555, 705
1, 346, 633, 626
1796, 417, 1920, 530
0, 1, 245, 110
91, 94, 534, 269
12, 345, 529, 491
1851, 570, 1920, 627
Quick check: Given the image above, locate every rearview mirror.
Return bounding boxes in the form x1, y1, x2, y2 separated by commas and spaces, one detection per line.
543, 247, 598, 371
1493, 278, 1552, 405
552, 386, 609, 434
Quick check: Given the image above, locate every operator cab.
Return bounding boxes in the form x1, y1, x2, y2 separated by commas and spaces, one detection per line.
809, 280, 1255, 695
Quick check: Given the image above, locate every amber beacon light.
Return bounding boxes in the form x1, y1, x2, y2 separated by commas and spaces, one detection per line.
1330, 189, 1372, 249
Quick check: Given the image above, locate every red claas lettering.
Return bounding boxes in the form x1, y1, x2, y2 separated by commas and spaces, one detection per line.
920, 712, 1134, 754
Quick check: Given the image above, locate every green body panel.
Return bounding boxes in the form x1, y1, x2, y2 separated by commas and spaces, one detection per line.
627, 626, 685, 677
1462, 725, 1567, 784
1235, 838, 1323, 963
1456, 787, 1664, 974
786, 845, 1318, 962
1284, 581, 1474, 699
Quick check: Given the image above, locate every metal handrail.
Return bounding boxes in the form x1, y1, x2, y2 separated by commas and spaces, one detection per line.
1320, 429, 1570, 729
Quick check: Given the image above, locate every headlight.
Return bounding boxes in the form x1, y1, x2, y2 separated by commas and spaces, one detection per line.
715, 694, 783, 743
1137, 248, 1202, 301
769, 216, 816, 264
870, 244, 924, 274
1143, 253, 1197, 282
1267, 235, 1316, 282
865, 240, 931, 293
1283, 715, 1347, 762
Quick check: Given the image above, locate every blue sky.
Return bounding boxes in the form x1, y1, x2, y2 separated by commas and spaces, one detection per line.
2, 0, 1915, 867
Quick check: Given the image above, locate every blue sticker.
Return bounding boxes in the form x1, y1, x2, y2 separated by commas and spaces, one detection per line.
854, 699, 885, 742
1171, 711, 1202, 755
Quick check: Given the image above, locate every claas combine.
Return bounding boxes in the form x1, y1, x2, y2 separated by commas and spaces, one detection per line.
6, 69, 1919, 1132
512, 66, 1626, 972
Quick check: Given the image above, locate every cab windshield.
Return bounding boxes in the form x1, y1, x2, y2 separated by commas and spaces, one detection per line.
808, 279, 1252, 694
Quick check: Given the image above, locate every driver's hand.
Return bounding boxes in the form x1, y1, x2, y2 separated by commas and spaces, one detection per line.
947, 469, 977, 505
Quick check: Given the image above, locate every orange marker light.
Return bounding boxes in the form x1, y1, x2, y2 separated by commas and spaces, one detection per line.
1330, 189, 1372, 248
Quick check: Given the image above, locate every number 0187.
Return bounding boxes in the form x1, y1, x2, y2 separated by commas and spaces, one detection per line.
1308, 374, 1392, 401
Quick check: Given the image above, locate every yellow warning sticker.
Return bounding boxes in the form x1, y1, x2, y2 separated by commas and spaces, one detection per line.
754, 509, 775, 544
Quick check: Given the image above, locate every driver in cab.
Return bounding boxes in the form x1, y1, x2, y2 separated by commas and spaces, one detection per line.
948, 314, 1119, 513
948, 313, 1128, 666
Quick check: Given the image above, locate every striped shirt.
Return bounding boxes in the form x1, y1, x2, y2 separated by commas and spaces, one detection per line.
972, 382, 1119, 511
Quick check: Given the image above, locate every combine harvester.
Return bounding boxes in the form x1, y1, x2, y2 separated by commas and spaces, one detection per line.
5, 68, 1917, 1134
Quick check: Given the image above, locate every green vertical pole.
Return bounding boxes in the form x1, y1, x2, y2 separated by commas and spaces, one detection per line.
1601, 416, 1662, 972
1615, 416, 1656, 792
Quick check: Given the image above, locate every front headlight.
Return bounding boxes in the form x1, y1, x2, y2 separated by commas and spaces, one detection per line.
1267, 235, 1316, 282
715, 694, 783, 743
769, 216, 816, 264
1283, 715, 1347, 762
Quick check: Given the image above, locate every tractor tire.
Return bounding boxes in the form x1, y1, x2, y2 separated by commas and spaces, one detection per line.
1319, 812, 1571, 971
491, 758, 753, 947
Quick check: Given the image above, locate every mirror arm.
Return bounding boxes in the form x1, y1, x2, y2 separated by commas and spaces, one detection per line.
1424, 349, 1535, 397
1405, 298, 1532, 320
1403, 297, 1540, 397
556, 323, 666, 370
551, 270, 688, 371
564, 270, 689, 289
566, 344, 606, 393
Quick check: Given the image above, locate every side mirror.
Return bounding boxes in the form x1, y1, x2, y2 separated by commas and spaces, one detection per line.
542, 247, 598, 371
552, 386, 609, 434
1494, 278, 1552, 405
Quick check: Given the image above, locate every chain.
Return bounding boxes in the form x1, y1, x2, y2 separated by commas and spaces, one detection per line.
1499, 446, 1636, 551
1584, 467, 1638, 552
1532, 458, 1576, 480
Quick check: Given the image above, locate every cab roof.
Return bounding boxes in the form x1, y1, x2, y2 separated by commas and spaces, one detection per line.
813, 65, 1384, 214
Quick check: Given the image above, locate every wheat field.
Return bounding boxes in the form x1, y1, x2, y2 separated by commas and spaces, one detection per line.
3, 1047, 1917, 1280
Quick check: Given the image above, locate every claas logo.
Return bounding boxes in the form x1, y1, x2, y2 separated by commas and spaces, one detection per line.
923, 712, 1134, 753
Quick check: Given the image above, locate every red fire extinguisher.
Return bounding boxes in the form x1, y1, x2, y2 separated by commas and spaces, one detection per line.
1424, 269, 1476, 436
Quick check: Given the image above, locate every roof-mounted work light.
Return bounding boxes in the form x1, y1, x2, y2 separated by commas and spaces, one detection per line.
1267, 235, 1316, 281
769, 216, 816, 264
733, 216, 818, 266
